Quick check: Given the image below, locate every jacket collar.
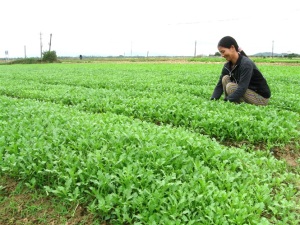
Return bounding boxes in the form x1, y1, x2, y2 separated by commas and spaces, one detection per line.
225, 54, 243, 70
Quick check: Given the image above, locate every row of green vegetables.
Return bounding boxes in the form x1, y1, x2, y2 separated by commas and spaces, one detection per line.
0, 67, 299, 145
0, 95, 299, 224
2, 63, 300, 109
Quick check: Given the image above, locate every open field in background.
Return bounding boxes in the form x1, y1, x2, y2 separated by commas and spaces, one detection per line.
1, 56, 300, 65
0, 61, 299, 224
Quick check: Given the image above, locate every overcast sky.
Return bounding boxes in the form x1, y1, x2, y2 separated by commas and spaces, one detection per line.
1, 0, 299, 58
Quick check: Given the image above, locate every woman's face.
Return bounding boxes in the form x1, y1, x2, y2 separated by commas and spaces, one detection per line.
218, 45, 236, 62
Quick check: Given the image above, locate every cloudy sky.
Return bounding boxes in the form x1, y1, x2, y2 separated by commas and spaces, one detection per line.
1, 0, 299, 58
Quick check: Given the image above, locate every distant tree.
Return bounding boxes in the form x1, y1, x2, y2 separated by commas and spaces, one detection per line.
42, 51, 58, 62
285, 53, 299, 58
214, 52, 221, 56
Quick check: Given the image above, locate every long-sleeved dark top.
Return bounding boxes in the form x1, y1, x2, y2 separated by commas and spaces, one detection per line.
211, 54, 271, 102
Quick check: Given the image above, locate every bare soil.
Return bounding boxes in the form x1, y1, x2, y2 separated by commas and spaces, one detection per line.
0, 177, 106, 225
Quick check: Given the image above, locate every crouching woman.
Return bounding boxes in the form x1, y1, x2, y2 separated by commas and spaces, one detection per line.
210, 36, 271, 106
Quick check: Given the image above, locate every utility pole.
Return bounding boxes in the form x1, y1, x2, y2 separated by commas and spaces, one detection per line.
49, 33, 52, 52
194, 40, 197, 57
24, 45, 27, 58
272, 40, 274, 58
5, 50, 9, 61
40, 32, 43, 59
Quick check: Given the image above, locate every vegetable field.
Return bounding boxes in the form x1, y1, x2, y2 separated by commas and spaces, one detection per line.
0, 62, 299, 224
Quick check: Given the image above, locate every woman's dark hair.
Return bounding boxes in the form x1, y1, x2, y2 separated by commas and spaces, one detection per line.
218, 36, 247, 57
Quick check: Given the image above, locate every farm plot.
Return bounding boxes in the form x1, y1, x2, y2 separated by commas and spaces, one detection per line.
0, 64, 299, 144
0, 63, 299, 224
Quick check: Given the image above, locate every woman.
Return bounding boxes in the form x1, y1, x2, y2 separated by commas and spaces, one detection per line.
210, 36, 271, 105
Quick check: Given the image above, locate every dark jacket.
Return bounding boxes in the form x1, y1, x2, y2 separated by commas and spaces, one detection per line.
211, 54, 271, 102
